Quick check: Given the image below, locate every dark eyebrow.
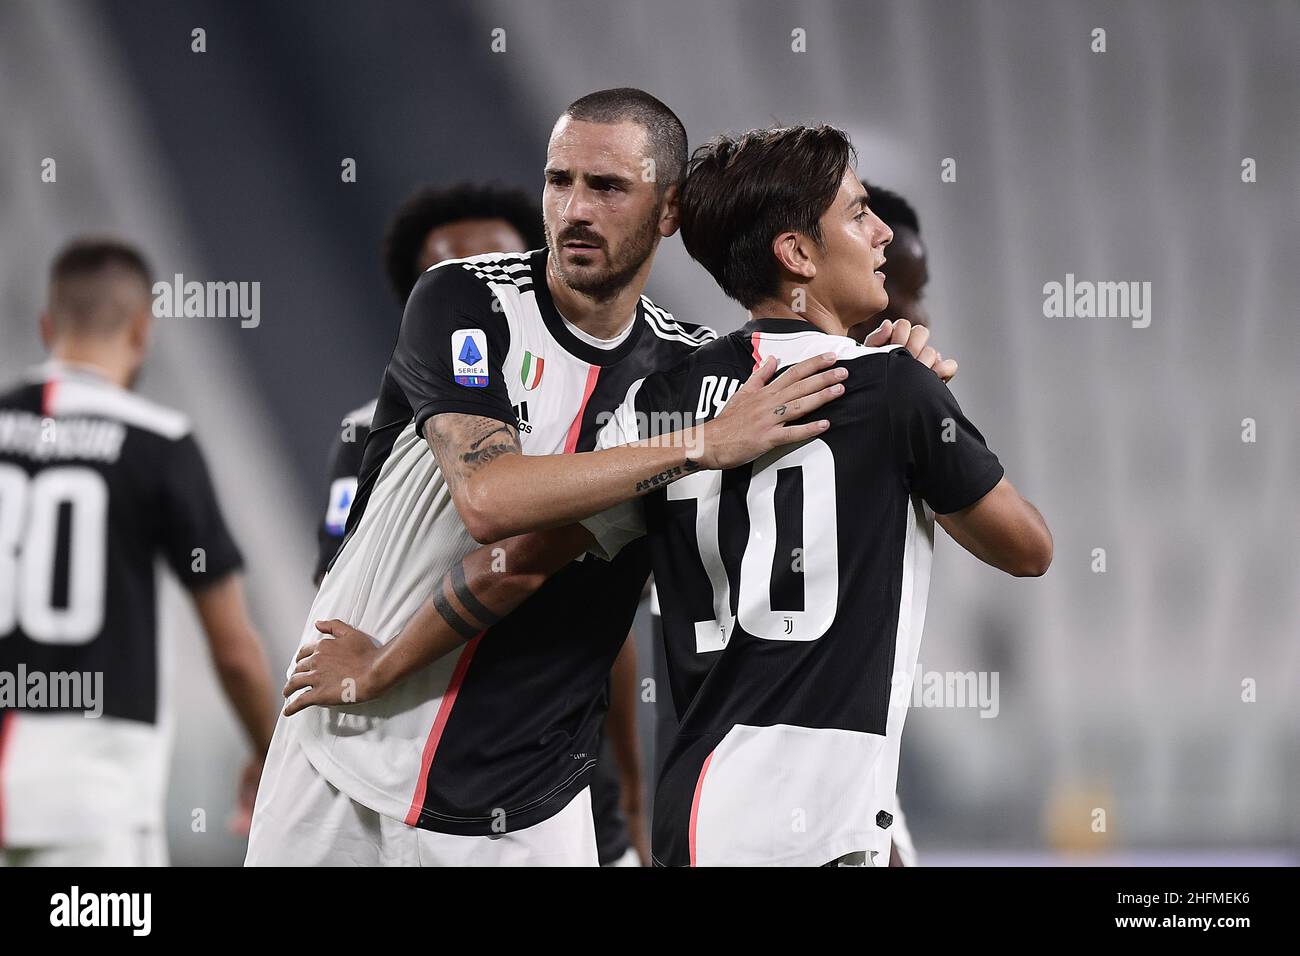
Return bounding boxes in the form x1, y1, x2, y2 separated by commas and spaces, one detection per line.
586, 172, 634, 188
846, 193, 869, 213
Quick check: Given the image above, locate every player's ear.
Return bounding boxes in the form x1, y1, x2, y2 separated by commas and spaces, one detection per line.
771, 230, 816, 281
128, 306, 152, 357
657, 182, 681, 238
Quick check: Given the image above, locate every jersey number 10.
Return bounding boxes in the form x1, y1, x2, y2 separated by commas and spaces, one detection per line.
667, 439, 838, 651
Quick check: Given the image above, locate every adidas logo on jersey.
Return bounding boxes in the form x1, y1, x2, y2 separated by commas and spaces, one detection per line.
513, 401, 533, 434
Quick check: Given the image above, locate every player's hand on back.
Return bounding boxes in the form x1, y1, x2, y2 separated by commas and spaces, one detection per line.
693, 353, 845, 469
282, 619, 383, 716
861, 318, 958, 382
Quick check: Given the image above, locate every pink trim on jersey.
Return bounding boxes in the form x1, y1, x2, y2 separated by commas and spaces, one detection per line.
750, 332, 763, 370
0, 711, 13, 847
404, 633, 483, 826
688, 750, 716, 867
563, 365, 601, 454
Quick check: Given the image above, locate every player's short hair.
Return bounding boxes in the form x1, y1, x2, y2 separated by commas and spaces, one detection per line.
47, 237, 154, 337
382, 183, 544, 304
563, 87, 688, 192
678, 125, 855, 309
50, 236, 153, 290
861, 182, 920, 234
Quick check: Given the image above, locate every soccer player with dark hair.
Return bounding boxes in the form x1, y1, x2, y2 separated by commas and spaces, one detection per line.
249, 89, 847, 866
605, 126, 1050, 865
312, 181, 645, 865
0, 238, 276, 865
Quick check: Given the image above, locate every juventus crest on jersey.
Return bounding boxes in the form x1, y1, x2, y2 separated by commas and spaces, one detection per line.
584, 318, 1005, 866
290, 249, 712, 836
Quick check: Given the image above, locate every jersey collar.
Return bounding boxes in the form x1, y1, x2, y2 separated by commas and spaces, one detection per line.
530, 249, 646, 367
742, 317, 827, 335
28, 359, 116, 385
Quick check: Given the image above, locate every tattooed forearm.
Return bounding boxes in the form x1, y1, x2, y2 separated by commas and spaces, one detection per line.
450, 560, 501, 627
432, 575, 480, 640
635, 459, 701, 495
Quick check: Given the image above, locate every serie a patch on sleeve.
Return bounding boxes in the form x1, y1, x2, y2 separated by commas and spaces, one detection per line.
451, 329, 489, 387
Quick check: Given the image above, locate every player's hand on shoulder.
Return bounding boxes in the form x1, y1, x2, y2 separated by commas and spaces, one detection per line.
282, 619, 383, 716
864, 318, 958, 383
694, 353, 845, 469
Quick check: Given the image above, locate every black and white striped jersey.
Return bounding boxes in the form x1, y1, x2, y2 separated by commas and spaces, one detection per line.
0, 361, 242, 845
310, 393, 632, 859
289, 249, 712, 836
584, 318, 1004, 866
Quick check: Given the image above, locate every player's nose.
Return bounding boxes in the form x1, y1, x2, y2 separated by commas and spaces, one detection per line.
562, 186, 596, 224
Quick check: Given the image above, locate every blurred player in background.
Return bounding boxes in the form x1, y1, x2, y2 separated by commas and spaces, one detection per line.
849, 183, 928, 336
312, 182, 647, 864
0, 239, 275, 866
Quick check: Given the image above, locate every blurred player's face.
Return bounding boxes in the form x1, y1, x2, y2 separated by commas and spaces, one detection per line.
809, 170, 892, 327
875, 225, 929, 328
542, 117, 672, 300
417, 219, 528, 272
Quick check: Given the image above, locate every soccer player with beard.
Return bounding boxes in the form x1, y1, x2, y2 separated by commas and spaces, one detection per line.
248, 89, 845, 866
311, 182, 646, 865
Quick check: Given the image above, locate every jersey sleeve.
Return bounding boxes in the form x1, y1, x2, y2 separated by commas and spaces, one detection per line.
159, 433, 244, 588
313, 422, 367, 584
580, 379, 648, 561
389, 264, 515, 437
886, 350, 1005, 515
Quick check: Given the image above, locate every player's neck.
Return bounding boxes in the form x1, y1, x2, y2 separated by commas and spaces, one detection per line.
750, 294, 850, 337
545, 254, 652, 341
48, 339, 135, 389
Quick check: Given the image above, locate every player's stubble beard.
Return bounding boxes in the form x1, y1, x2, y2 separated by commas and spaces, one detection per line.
545, 202, 660, 304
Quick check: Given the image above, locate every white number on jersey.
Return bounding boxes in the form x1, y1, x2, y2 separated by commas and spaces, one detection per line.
0, 464, 108, 644
668, 438, 839, 649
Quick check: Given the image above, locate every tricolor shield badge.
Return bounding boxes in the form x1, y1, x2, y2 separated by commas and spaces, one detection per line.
520, 350, 544, 390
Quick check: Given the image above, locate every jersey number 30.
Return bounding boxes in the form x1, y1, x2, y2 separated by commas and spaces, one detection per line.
0, 464, 107, 644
